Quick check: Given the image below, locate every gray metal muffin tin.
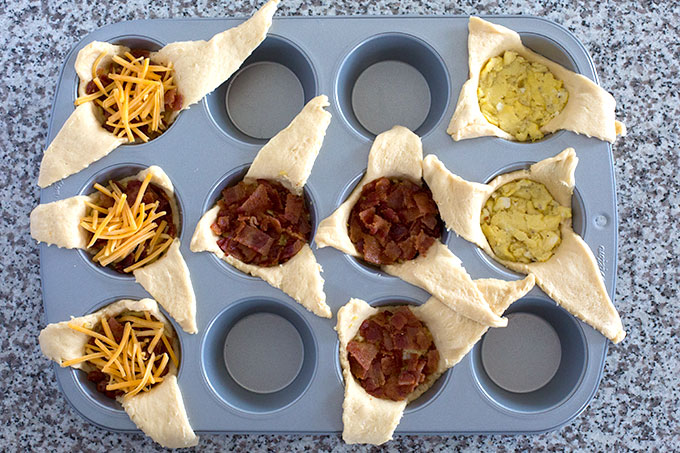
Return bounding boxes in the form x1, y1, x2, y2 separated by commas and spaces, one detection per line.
39, 14, 618, 436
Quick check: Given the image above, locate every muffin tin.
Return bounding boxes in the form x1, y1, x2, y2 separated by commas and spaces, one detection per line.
39, 15, 617, 435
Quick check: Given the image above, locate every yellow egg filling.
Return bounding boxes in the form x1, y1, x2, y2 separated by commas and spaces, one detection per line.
477, 51, 569, 142
480, 179, 572, 263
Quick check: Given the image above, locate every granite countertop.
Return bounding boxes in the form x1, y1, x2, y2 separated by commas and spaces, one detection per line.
2, 0, 678, 450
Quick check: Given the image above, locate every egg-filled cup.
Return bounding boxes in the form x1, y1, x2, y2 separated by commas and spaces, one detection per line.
448, 17, 625, 143
423, 149, 625, 343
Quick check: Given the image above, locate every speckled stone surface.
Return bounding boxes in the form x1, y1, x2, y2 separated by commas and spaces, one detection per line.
1, 0, 678, 451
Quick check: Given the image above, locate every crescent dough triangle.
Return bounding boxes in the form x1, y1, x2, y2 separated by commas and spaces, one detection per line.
423, 148, 625, 343
30, 166, 198, 334
38, 0, 279, 188
38, 298, 198, 448
190, 95, 332, 318
316, 125, 506, 328
447, 16, 625, 143
337, 275, 534, 445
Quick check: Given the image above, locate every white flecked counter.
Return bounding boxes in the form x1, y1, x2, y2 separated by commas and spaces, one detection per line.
1, 0, 678, 451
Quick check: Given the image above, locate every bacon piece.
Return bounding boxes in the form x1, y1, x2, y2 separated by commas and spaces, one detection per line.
235, 224, 274, 256
238, 184, 271, 215
398, 236, 417, 261
107, 317, 125, 343
363, 361, 386, 392
349, 355, 369, 380
347, 340, 378, 371
381, 356, 397, 376
400, 207, 423, 223
413, 192, 438, 215
260, 215, 282, 235
284, 193, 304, 225
386, 186, 405, 210
421, 214, 438, 231
398, 370, 417, 386
362, 236, 382, 265
415, 230, 436, 255
164, 89, 177, 109
425, 349, 439, 375
222, 183, 249, 206
390, 309, 409, 331
358, 207, 375, 228
381, 207, 400, 223
130, 49, 150, 59
280, 239, 304, 261
383, 241, 402, 263
360, 320, 383, 344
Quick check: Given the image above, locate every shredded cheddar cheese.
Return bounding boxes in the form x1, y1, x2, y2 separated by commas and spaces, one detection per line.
80, 172, 175, 273
74, 51, 179, 142
64, 311, 178, 399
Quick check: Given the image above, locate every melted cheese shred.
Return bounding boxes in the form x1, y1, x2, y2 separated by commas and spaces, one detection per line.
79, 172, 174, 273
64, 311, 178, 399
74, 51, 177, 142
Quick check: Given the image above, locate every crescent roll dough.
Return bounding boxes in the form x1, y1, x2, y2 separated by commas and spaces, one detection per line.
316, 125, 506, 328
337, 275, 534, 445
190, 95, 332, 318
38, 0, 279, 188
447, 16, 625, 143
423, 148, 625, 343
30, 166, 198, 334
39, 298, 198, 449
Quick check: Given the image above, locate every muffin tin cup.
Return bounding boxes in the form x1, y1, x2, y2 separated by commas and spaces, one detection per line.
201, 164, 320, 280
337, 170, 451, 279
40, 15, 618, 435
472, 161, 588, 278
69, 295, 185, 415
201, 297, 317, 415
335, 32, 450, 140
333, 296, 451, 414
71, 34, 186, 150
205, 34, 318, 145
470, 297, 588, 414
75, 162, 185, 281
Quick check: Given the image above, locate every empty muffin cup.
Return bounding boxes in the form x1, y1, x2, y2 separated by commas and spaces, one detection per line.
335, 33, 449, 139
201, 297, 317, 414
204, 35, 318, 145
470, 297, 587, 413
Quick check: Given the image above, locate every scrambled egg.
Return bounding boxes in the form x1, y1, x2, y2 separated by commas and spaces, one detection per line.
478, 51, 569, 141
481, 179, 572, 263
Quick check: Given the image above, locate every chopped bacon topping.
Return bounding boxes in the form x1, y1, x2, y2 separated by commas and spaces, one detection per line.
348, 177, 443, 265
347, 306, 439, 401
211, 179, 311, 267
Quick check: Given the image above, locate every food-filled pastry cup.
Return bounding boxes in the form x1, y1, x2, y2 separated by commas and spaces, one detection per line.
70, 34, 166, 105
201, 297, 317, 414
68, 296, 185, 414
200, 163, 320, 281
73, 163, 185, 281
335, 33, 449, 140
